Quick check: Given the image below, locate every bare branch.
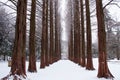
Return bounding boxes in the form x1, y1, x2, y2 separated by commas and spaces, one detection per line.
0, 1, 16, 11
8, 0, 17, 7
110, 3, 120, 8
103, 0, 114, 9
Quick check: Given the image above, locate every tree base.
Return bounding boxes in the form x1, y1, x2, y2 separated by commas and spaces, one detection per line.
1, 73, 27, 80
97, 69, 114, 79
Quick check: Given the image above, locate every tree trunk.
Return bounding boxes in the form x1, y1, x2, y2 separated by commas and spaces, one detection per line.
11, 0, 27, 77
28, 0, 37, 72
45, 0, 49, 66
80, 0, 86, 67
73, 0, 80, 63
22, 0, 27, 75
40, 0, 46, 68
96, 0, 114, 78
49, 0, 54, 64
85, 0, 95, 70
55, 0, 59, 62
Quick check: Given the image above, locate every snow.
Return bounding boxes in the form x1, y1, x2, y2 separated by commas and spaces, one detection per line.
0, 58, 120, 80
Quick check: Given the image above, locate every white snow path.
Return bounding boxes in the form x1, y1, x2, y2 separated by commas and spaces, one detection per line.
0, 58, 120, 80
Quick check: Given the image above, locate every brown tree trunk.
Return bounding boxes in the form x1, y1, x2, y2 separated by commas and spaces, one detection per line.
40, 0, 49, 68
85, 0, 95, 70
40, 0, 46, 68
57, 14, 61, 60
11, 0, 27, 77
22, 0, 27, 75
69, 18, 74, 61
96, 0, 114, 78
49, 0, 54, 64
73, 0, 80, 63
45, 0, 49, 66
55, 0, 59, 62
80, 0, 86, 67
28, 0, 37, 72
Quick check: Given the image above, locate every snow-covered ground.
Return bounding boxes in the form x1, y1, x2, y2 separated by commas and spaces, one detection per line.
0, 58, 120, 80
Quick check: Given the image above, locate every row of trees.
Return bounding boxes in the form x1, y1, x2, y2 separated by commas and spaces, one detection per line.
67, 0, 114, 78
1, 0, 119, 79
2, 0, 62, 79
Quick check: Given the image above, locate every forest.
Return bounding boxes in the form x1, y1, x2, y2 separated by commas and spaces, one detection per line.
0, 0, 120, 80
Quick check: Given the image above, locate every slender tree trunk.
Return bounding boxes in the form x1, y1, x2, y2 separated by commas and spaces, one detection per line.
68, 2, 73, 60
57, 14, 61, 60
69, 18, 74, 61
85, 0, 95, 70
80, 0, 86, 67
50, 0, 54, 64
71, 0, 74, 62
96, 0, 114, 78
40, 0, 49, 68
11, 0, 27, 77
40, 0, 46, 68
73, 0, 80, 63
28, 0, 37, 72
55, 0, 59, 62
45, 0, 49, 66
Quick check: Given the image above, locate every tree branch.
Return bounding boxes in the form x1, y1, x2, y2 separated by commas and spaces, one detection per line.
0, 1, 16, 11
110, 3, 120, 8
103, 0, 114, 9
8, 0, 17, 7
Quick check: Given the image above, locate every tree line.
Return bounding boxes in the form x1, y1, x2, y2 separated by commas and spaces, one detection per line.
0, 0, 120, 80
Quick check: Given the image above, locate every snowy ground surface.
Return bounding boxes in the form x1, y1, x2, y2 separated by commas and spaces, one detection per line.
0, 58, 120, 80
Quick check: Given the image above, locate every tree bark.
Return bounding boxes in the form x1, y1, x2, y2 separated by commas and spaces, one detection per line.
11, 0, 27, 77
85, 0, 95, 70
28, 0, 37, 72
55, 0, 59, 62
45, 0, 49, 66
73, 0, 80, 63
40, 0, 46, 68
49, 0, 54, 64
80, 0, 86, 67
96, 0, 114, 78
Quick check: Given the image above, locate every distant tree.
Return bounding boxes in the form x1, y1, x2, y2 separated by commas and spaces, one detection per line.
115, 27, 120, 60
104, 8, 116, 59
0, 7, 14, 60
68, 0, 74, 61
11, 0, 27, 78
28, 0, 37, 72
96, 0, 114, 78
